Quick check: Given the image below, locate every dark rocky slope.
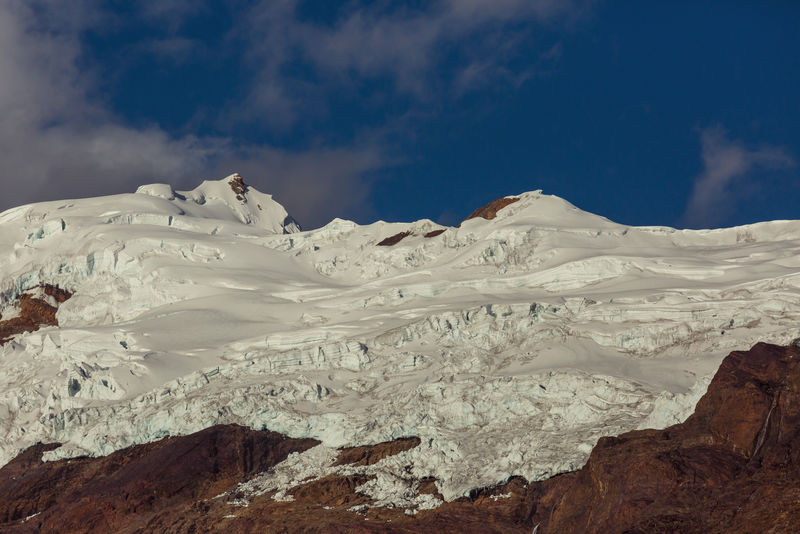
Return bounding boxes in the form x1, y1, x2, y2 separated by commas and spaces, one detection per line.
1, 342, 798, 533
527, 341, 800, 533
0, 426, 320, 533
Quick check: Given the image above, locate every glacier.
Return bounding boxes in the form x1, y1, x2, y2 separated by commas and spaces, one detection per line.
2, 173, 800, 506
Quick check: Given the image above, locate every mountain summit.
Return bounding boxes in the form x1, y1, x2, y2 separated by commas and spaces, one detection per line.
135, 173, 301, 233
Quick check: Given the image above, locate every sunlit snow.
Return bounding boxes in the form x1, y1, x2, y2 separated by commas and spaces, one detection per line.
2, 175, 800, 504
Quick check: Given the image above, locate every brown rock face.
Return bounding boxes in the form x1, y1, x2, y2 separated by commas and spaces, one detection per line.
378, 229, 447, 245
424, 229, 446, 238
0, 285, 72, 346
525, 341, 800, 533
334, 436, 421, 467
377, 230, 412, 246
228, 174, 247, 201
2, 342, 799, 533
462, 196, 519, 223
0, 425, 320, 533
41, 284, 72, 304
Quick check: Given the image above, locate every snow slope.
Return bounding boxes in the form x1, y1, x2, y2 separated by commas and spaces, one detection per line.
2, 175, 800, 506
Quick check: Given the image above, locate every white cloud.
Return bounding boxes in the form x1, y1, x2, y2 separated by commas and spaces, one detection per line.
213, 146, 385, 228
0, 1, 587, 226
683, 126, 796, 228
0, 1, 385, 229
442, 0, 576, 22
238, 0, 586, 115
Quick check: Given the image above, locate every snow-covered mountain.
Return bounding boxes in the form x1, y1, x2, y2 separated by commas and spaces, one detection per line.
2, 173, 800, 509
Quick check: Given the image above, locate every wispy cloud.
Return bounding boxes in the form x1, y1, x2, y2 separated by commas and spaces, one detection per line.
0, 1, 587, 227
138, 36, 207, 63
0, 1, 386, 228
237, 0, 586, 118
682, 126, 796, 228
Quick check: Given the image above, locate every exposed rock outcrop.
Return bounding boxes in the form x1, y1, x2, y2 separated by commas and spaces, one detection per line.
423, 229, 446, 238
377, 231, 412, 246
228, 173, 247, 201
377, 228, 446, 245
334, 436, 421, 467
0, 285, 72, 346
527, 341, 800, 533
2, 342, 799, 532
0, 425, 319, 533
462, 196, 519, 223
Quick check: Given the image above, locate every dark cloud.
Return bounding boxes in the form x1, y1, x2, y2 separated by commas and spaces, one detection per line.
682, 126, 795, 228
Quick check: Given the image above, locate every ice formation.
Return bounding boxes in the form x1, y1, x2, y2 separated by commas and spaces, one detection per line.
2, 174, 800, 507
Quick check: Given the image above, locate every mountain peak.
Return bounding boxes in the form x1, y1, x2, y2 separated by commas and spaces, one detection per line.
136, 174, 301, 233
455, 189, 618, 230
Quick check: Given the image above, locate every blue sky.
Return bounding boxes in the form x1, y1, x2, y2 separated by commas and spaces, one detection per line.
0, 1, 798, 229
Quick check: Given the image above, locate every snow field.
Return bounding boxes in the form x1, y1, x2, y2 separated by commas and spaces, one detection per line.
1, 179, 800, 508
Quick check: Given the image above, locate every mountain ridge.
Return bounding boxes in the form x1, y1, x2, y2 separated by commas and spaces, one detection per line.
1, 174, 800, 512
